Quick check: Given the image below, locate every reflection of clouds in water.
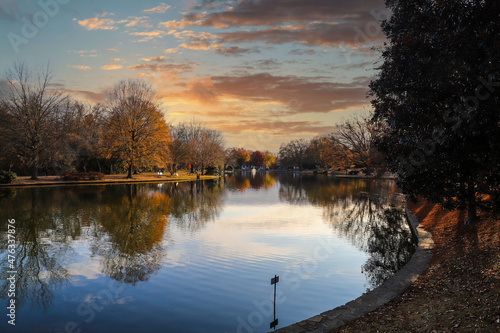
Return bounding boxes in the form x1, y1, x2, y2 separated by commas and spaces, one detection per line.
67, 259, 104, 281
277, 175, 416, 290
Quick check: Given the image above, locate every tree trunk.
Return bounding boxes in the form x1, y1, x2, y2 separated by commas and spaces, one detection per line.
465, 180, 477, 224
169, 163, 177, 176
127, 163, 133, 178
30, 162, 38, 180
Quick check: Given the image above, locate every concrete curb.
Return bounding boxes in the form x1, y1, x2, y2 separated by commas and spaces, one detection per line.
273, 205, 434, 333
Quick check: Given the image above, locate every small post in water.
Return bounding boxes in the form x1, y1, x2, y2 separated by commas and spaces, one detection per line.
270, 275, 279, 330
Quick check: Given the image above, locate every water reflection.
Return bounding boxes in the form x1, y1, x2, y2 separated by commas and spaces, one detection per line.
91, 184, 171, 285
0, 174, 416, 329
162, 180, 225, 232
277, 175, 416, 289
225, 173, 276, 191
0, 188, 75, 311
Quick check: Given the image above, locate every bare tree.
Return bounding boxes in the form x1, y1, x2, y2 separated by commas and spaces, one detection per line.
0, 63, 69, 179
174, 119, 225, 174
332, 117, 372, 168
167, 124, 191, 175
278, 139, 309, 170
198, 128, 225, 174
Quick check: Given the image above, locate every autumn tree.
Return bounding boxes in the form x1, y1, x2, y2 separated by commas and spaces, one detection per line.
101, 80, 170, 178
234, 148, 250, 167
306, 136, 339, 168
250, 151, 264, 168
0, 63, 69, 179
263, 151, 276, 169
370, 0, 500, 222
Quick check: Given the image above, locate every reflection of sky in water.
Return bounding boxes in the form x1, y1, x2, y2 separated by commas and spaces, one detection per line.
0, 175, 414, 333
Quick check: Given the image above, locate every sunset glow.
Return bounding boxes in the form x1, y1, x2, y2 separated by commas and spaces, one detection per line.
0, 0, 387, 151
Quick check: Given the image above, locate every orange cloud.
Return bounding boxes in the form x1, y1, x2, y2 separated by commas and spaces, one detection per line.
130, 30, 167, 42
128, 63, 195, 73
75, 13, 117, 30
143, 3, 171, 14
124, 16, 152, 28
67, 65, 91, 71
101, 65, 122, 70
140, 56, 166, 62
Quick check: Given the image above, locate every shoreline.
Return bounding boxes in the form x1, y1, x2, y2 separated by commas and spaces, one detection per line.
274, 205, 433, 332
0, 172, 219, 188
0, 171, 395, 188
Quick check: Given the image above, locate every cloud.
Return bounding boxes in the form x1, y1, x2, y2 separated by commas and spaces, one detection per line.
172, 0, 389, 47
63, 89, 107, 102
68, 49, 99, 58
168, 72, 370, 114
104, 48, 119, 52
128, 63, 196, 73
0, 0, 21, 22
174, 30, 224, 50
209, 120, 335, 136
75, 13, 117, 30
289, 49, 316, 56
68, 49, 97, 54
214, 46, 260, 57
101, 65, 122, 70
158, 20, 187, 30
219, 22, 385, 47
143, 3, 171, 14
183, 0, 386, 28
130, 30, 167, 42
67, 65, 91, 71
164, 48, 179, 54
193, 73, 369, 113
124, 16, 152, 28
128, 62, 197, 80
140, 56, 167, 62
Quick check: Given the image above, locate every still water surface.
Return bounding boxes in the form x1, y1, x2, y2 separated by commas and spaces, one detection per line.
0, 173, 415, 333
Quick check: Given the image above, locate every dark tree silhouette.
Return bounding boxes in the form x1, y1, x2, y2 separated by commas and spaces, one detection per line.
370, 0, 500, 223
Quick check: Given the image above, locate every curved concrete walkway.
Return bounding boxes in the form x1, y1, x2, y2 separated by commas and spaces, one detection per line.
274, 206, 434, 333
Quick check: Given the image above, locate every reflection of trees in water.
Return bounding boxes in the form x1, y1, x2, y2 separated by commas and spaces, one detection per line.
91, 184, 170, 285
162, 180, 225, 232
225, 173, 275, 191
361, 208, 416, 288
0, 188, 87, 311
278, 174, 415, 289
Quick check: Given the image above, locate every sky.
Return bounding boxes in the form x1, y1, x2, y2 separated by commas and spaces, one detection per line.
0, 0, 389, 152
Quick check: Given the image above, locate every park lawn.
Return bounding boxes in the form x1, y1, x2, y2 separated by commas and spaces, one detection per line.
1, 170, 218, 186
333, 200, 500, 332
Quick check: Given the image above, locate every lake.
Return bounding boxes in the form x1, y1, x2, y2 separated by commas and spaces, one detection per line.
0, 173, 416, 333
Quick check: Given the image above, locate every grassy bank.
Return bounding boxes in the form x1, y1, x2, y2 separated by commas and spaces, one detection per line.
0, 171, 218, 187
333, 201, 500, 332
